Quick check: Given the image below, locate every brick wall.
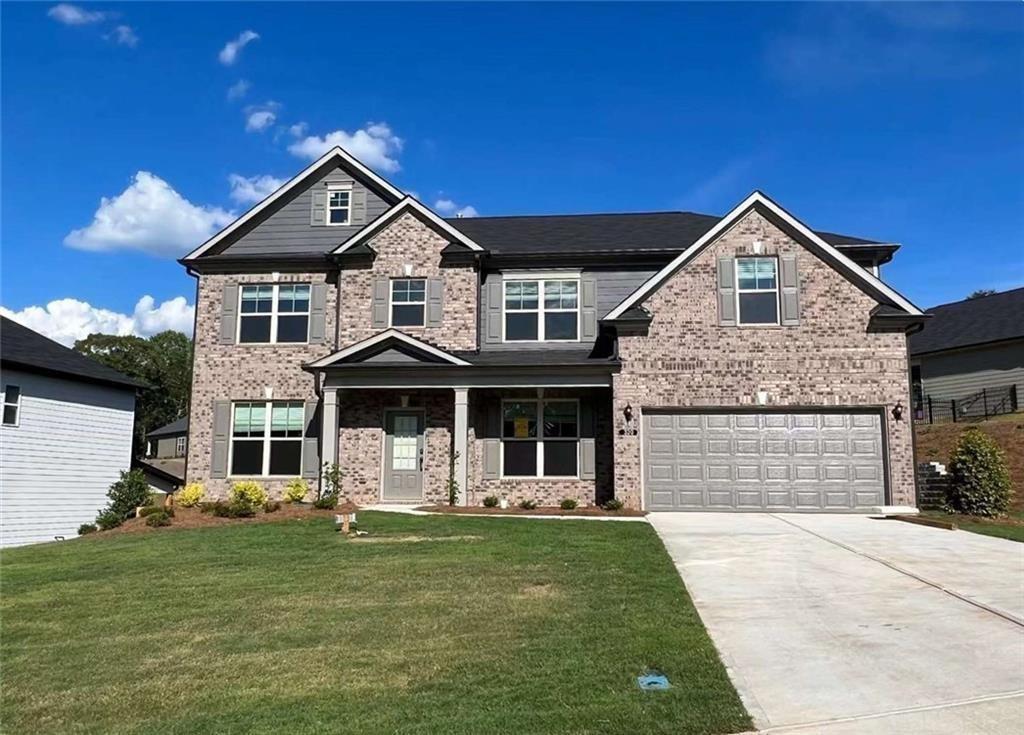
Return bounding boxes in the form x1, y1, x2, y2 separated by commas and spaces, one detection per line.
612, 209, 916, 509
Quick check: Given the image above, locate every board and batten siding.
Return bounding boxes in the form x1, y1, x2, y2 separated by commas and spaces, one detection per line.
0, 369, 135, 547
220, 164, 392, 256
916, 340, 1024, 403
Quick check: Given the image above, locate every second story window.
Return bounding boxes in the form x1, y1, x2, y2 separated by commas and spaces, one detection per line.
175, 435, 186, 457
238, 284, 310, 344
327, 187, 350, 225
390, 279, 426, 327
736, 257, 779, 325
2, 385, 21, 426
504, 278, 579, 342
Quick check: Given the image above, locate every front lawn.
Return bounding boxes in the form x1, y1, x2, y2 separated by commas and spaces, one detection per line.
922, 510, 1024, 543
0, 512, 750, 735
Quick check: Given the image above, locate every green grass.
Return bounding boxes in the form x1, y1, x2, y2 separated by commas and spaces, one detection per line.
922, 510, 1024, 543
0, 512, 750, 735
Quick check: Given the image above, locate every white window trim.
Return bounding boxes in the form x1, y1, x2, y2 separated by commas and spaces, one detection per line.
388, 278, 427, 329
227, 400, 304, 478
175, 435, 187, 457
326, 182, 352, 227
2, 384, 21, 428
735, 256, 781, 327
237, 283, 311, 345
499, 398, 580, 480
502, 278, 582, 343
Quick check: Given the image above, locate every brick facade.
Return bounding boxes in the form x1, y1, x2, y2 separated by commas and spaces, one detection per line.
612, 210, 916, 508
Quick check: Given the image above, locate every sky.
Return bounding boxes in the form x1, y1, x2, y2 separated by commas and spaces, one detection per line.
2, 1, 1022, 345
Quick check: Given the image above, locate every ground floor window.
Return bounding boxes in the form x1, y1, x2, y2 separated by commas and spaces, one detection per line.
230, 401, 304, 476
501, 399, 579, 477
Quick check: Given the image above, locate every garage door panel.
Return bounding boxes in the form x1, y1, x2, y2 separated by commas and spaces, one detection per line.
735, 464, 761, 481
822, 439, 849, 455
793, 439, 819, 455
734, 414, 759, 429
706, 464, 731, 481
705, 414, 732, 429
677, 438, 702, 455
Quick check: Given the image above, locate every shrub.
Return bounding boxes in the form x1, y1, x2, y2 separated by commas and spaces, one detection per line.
230, 481, 268, 509
178, 483, 205, 507
105, 469, 151, 519
199, 501, 218, 514
283, 479, 309, 504
483, 495, 500, 508
313, 495, 337, 510
602, 498, 624, 511
263, 500, 281, 513
447, 450, 460, 506
946, 429, 1012, 517
518, 499, 538, 510
139, 505, 174, 518
211, 501, 256, 518
78, 523, 97, 536
559, 498, 578, 510
144, 511, 172, 527
95, 509, 123, 531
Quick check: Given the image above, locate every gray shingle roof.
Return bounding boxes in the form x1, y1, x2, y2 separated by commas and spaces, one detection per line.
1, 317, 141, 389
148, 416, 188, 438
910, 288, 1024, 355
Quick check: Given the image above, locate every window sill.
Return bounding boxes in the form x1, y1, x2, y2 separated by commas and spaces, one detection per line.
234, 341, 312, 347
498, 475, 582, 482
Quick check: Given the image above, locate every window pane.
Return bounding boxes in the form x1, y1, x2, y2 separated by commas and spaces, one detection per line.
392, 280, 409, 302
543, 442, 577, 476
502, 402, 538, 438
231, 440, 263, 475
329, 191, 349, 207
269, 441, 302, 475
277, 315, 309, 343
543, 402, 578, 438
4, 386, 20, 404
233, 404, 251, 436
520, 281, 538, 308
239, 315, 271, 343
737, 259, 758, 290
503, 442, 537, 476
739, 292, 778, 324
544, 312, 577, 340
329, 208, 348, 224
505, 313, 538, 341
545, 281, 578, 309
2, 405, 17, 425
756, 259, 777, 289
270, 404, 290, 437
392, 304, 425, 327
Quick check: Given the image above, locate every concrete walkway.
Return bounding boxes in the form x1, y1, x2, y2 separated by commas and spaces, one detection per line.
649, 513, 1024, 734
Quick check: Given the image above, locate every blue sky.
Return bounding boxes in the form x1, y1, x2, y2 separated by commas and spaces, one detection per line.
2, 2, 1022, 344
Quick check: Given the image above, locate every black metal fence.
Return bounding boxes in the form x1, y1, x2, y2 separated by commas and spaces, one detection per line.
914, 384, 1018, 425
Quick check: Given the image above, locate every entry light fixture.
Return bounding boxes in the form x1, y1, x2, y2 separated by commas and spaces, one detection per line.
891, 401, 905, 422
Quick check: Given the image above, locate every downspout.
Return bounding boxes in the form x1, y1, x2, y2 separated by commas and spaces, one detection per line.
181, 264, 200, 489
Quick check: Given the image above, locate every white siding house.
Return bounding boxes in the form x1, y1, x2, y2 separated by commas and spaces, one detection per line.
1, 318, 137, 547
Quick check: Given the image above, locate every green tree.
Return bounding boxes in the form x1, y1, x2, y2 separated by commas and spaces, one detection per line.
74, 331, 193, 456
967, 289, 996, 299
946, 429, 1012, 517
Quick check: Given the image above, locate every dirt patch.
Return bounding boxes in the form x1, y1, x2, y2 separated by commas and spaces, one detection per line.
349, 535, 483, 544
100, 504, 340, 535
516, 583, 558, 599
417, 505, 646, 518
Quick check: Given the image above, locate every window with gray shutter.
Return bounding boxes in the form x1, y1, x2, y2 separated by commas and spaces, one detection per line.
717, 257, 737, 326
581, 276, 598, 341
579, 398, 596, 480
426, 278, 443, 327
482, 402, 501, 479
485, 279, 503, 344
311, 189, 328, 226
220, 284, 239, 344
210, 400, 231, 478
780, 254, 800, 326
350, 188, 367, 226
301, 400, 320, 479
309, 283, 327, 343
371, 278, 389, 328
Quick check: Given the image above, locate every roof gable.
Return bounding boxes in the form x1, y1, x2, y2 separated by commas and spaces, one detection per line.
305, 330, 472, 368
332, 197, 485, 255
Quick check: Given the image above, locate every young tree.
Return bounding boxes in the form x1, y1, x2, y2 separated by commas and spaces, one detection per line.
967, 289, 997, 299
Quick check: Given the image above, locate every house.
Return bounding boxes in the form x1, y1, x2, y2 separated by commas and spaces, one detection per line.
0, 317, 138, 546
179, 146, 925, 512
135, 416, 188, 495
909, 288, 1023, 421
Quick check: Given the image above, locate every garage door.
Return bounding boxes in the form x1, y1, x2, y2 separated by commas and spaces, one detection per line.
643, 411, 885, 511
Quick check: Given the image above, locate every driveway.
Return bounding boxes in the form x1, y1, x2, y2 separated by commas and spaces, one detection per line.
649, 513, 1024, 734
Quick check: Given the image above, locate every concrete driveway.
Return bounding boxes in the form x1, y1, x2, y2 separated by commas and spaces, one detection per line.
649, 513, 1024, 734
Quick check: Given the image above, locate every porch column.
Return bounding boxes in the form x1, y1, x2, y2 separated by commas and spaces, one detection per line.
453, 387, 469, 506
320, 387, 340, 490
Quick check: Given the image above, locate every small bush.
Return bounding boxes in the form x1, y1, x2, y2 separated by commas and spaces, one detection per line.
139, 505, 175, 518
230, 481, 268, 509
263, 500, 281, 513
483, 495, 500, 508
313, 495, 337, 510
178, 483, 205, 507
210, 500, 256, 518
283, 479, 309, 504
199, 501, 218, 514
559, 498, 578, 510
518, 499, 538, 510
96, 509, 124, 531
602, 498, 625, 511
78, 523, 97, 536
145, 511, 172, 527
105, 469, 151, 519
946, 429, 1012, 517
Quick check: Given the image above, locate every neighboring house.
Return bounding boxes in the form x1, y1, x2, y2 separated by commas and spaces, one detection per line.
180, 146, 925, 513
0, 317, 138, 546
136, 417, 188, 495
909, 288, 1023, 420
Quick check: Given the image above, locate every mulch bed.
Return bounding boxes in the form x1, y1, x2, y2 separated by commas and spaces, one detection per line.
416, 504, 647, 518
101, 504, 340, 535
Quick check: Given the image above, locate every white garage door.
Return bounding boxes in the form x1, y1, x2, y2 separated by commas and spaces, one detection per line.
643, 411, 886, 511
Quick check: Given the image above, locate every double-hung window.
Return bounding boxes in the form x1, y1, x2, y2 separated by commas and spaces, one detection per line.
504, 278, 579, 341
2, 385, 21, 426
390, 279, 426, 327
327, 186, 351, 225
238, 284, 310, 343
501, 399, 579, 478
736, 257, 779, 325
175, 435, 187, 457
230, 401, 304, 477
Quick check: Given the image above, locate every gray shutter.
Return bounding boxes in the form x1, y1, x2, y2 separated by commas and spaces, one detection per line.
301, 399, 320, 479
309, 283, 327, 343
717, 257, 736, 327
427, 278, 444, 327
210, 400, 231, 479
581, 276, 597, 341
482, 401, 501, 479
219, 284, 239, 345
780, 254, 800, 326
350, 188, 367, 226
485, 279, 503, 343
579, 398, 596, 481
311, 189, 327, 226
371, 278, 389, 328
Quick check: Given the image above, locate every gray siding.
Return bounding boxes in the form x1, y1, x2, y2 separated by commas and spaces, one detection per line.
221, 164, 391, 256
0, 369, 135, 547
154, 435, 185, 459
479, 267, 656, 350
917, 340, 1024, 403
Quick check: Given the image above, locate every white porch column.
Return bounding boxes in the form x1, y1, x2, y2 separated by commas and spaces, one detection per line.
320, 387, 340, 490
453, 387, 469, 506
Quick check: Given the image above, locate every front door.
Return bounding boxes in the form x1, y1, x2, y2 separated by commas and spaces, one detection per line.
383, 411, 424, 502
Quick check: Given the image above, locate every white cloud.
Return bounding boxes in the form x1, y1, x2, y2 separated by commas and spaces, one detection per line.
47, 3, 106, 25
218, 29, 259, 65
288, 121, 403, 172
108, 24, 138, 47
245, 109, 276, 132
227, 79, 251, 101
228, 173, 285, 204
1, 296, 194, 347
288, 121, 308, 138
434, 199, 479, 218
64, 171, 234, 257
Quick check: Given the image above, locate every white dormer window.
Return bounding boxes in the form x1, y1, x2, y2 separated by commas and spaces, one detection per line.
327, 184, 351, 226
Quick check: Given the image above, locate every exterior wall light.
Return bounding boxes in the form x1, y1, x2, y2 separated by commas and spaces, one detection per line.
892, 401, 905, 422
